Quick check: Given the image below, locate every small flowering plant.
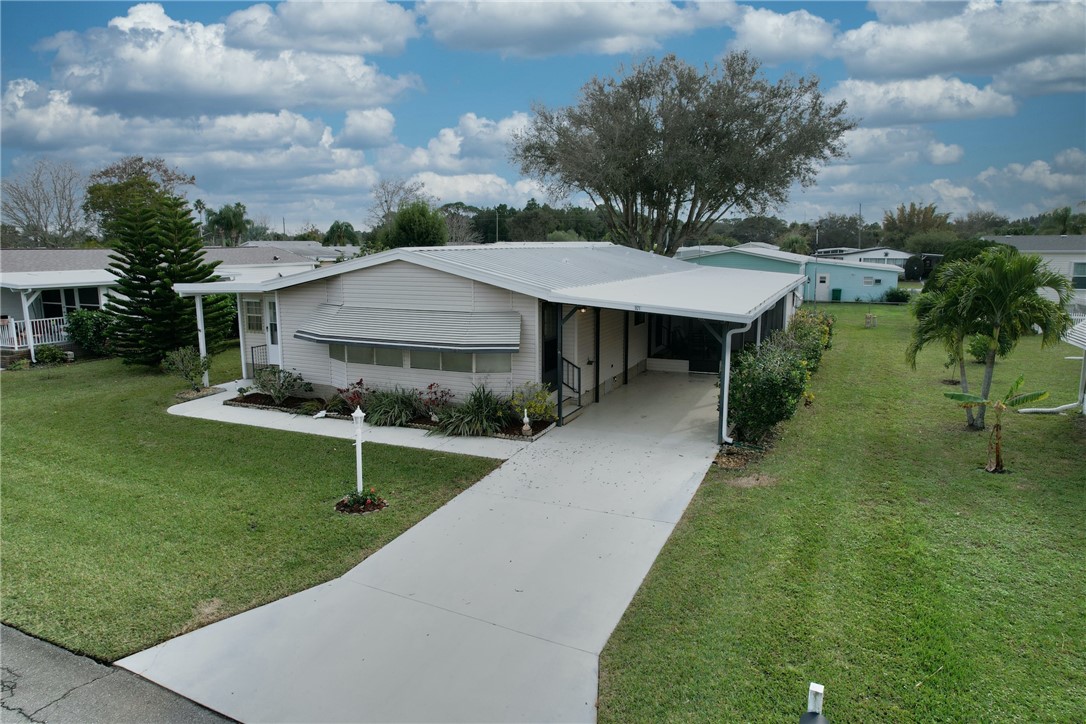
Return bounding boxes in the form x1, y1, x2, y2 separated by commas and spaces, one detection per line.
336, 485, 388, 514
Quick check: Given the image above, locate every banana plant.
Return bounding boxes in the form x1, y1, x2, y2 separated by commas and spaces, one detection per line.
945, 375, 1048, 473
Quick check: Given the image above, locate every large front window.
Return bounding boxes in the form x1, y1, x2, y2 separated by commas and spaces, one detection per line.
1073, 262, 1086, 290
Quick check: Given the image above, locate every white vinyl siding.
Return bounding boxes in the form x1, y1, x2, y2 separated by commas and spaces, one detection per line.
280, 261, 539, 398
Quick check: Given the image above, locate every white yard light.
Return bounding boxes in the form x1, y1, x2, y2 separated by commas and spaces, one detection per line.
352, 407, 366, 493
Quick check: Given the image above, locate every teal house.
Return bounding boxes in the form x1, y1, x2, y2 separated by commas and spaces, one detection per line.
676, 243, 903, 303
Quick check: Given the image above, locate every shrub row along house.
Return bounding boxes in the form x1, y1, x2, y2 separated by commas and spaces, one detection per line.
175, 242, 806, 443
0, 248, 316, 363
676, 242, 904, 302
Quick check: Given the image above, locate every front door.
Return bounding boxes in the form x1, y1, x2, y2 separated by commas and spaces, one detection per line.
815, 274, 830, 302
540, 302, 558, 388
266, 299, 281, 366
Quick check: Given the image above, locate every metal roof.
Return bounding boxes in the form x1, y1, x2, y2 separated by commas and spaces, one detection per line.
0, 247, 315, 291
677, 244, 905, 273
294, 304, 521, 352
983, 235, 1086, 254
175, 243, 806, 324
1065, 320, 1086, 350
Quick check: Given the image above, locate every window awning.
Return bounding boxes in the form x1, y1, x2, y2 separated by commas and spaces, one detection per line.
293, 303, 522, 353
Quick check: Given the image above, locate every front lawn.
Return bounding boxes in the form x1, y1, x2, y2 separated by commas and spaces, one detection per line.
0, 349, 499, 661
599, 304, 1085, 722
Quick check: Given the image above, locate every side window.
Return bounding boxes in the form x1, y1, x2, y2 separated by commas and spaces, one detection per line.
244, 301, 263, 332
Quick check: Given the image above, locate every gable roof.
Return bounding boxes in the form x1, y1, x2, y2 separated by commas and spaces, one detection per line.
175, 242, 806, 324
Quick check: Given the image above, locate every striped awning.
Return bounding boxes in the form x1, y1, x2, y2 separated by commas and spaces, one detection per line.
294, 303, 521, 353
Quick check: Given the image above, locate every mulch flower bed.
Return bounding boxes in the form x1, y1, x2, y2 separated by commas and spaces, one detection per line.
176, 386, 225, 401
335, 496, 388, 515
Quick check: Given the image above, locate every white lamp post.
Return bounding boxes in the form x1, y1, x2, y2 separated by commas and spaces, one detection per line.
351, 406, 366, 493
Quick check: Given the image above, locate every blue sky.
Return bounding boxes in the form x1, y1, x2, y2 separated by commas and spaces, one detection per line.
2, 1, 1084, 234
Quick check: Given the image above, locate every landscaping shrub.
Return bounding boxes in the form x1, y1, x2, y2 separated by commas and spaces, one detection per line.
65, 309, 114, 357
882, 287, 912, 304
421, 383, 455, 419
298, 399, 328, 416
728, 334, 809, 444
33, 344, 67, 365
335, 378, 370, 413
510, 381, 557, 423
366, 387, 424, 427
162, 346, 212, 391
434, 385, 516, 437
253, 367, 313, 405
786, 308, 835, 372
967, 333, 1014, 364
5, 358, 30, 371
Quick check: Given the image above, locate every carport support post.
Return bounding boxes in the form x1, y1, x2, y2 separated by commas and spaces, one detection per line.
623, 311, 629, 385
594, 306, 600, 403
556, 304, 564, 426
194, 294, 210, 388
235, 293, 248, 379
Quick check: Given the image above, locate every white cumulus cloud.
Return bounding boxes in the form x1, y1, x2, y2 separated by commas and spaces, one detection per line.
419, 0, 733, 57
408, 171, 545, 207
831, 76, 1016, 126
993, 54, 1086, 96
224, 1, 419, 55
338, 108, 397, 149
36, 3, 421, 116
382, 111, 530, 174
926, 142, 964, 166
838, 1, 1086, 79
728, 7, 836, 63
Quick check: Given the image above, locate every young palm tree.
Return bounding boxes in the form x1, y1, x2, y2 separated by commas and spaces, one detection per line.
907, 259, 984, 426
946, 375, 1048, 472
956, 247, 1072, 428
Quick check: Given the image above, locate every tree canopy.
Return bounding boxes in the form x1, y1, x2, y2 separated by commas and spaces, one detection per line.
323, 220, 360, 246
83, 156, 195, 240
1, 159, 87, 247
205, 202, 251, 246
106, 196, 232, 367
511, 52, 854, 255
379, 201, 447, 249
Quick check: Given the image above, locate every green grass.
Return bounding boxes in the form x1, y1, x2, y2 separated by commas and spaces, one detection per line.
0, 348, 499, 661
599, 304, 1085, 722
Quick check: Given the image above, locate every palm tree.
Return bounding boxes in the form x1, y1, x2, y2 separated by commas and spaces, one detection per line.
206, 202, 249, 246
957, 246, 1072, 428
907, 259, 984, 426
946, 375, 1048, 472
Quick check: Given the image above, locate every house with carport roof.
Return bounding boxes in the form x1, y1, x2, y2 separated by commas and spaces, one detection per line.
676, 243, 903, 303
174, 242, 806, 444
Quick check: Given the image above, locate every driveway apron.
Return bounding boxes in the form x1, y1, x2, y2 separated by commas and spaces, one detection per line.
117, 372, 720, 723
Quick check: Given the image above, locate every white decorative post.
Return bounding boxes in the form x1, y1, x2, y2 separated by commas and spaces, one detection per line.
352, 407, 366, 493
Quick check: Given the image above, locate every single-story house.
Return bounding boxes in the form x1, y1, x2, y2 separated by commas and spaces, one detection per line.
675, 243, 903, 302
0, 247, 316, 361
241, 240, 363, 266
983, 235, 1086, 314
175, 242, 807, 443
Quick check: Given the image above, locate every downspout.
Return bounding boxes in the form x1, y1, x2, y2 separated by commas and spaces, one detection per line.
19, 291, 36, 363
194, 295, 209, 388
719, 320, 754, 445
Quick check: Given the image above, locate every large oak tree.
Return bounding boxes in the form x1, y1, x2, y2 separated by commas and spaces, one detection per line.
511, 53, 855, 255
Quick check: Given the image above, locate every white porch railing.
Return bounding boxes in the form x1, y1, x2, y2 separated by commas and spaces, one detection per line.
0, 317, 69, 349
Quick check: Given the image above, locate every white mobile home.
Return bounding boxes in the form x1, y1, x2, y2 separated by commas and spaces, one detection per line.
176, 243, 806, 443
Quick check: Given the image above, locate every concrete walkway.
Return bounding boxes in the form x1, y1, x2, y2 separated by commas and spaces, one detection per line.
168, 380, 529, 460
118, 372, 720, 723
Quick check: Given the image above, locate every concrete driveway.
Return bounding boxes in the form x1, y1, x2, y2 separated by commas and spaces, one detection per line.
118, 372, 719, 723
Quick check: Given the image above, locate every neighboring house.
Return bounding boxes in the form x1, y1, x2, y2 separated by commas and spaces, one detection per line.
175, 242, 807, 443
816, 246, 915, 266
676, 243, 903, 302
983, 235, 1086, 314
0, 247, 316, 362
241, 240, 362, 266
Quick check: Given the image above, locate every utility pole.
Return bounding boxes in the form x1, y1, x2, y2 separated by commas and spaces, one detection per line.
858, 203, 863, 248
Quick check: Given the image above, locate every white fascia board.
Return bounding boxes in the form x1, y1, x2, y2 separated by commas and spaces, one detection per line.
0, 270, 118, 291
175, 281, 268, 296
